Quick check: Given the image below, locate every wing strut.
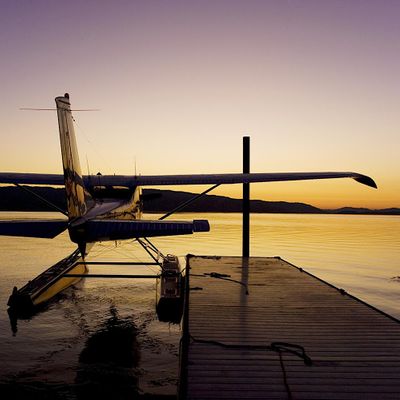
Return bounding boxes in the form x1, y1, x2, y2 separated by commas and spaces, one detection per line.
14, 183, 68, 216
159, 184, 220, 220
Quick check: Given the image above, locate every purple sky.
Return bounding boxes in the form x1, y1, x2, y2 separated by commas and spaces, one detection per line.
1, 1, 399, 208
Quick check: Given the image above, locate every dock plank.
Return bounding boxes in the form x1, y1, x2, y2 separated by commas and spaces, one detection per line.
180, 256, 400, 400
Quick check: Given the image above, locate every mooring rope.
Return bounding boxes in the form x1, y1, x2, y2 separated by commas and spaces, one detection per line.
188, 335, 312, 400
191, 271, 249, 294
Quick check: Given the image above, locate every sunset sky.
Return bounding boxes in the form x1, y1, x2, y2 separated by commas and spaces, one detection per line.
1, 1, 399, 209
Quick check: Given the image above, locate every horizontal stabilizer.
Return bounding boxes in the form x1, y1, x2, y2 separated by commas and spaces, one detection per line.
81, 219, 210, 242
0, 220, 68, 238
0, 171, 377, 189
193, 220, 210, 232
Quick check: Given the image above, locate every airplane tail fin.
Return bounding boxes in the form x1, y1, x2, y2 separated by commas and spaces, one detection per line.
55, 94, 93, 221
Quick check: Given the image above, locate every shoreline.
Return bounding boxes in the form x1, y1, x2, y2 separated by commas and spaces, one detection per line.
0, 186, 398, 216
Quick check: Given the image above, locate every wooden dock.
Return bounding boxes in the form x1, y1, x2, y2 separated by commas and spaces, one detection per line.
179, 256, 400, 400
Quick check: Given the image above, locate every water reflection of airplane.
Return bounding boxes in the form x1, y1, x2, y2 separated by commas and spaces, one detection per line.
0, 93, 377, 321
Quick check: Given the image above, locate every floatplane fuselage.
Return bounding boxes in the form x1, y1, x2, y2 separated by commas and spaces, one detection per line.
0, 93, 377, 321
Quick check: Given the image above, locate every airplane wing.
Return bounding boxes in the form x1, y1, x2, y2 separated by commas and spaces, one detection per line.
105, 172, 377, 188
0, 172, 64, 185
0, 171, 377, 188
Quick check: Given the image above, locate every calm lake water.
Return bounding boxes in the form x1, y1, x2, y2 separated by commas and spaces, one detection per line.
0, 212, 399, 398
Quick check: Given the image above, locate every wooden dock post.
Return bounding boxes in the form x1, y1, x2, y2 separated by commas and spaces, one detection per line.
242, 136, 250, 258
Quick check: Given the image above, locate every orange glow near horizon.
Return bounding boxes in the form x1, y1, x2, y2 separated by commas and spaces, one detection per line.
161, 178, 396, 211
0, 2, 399, 210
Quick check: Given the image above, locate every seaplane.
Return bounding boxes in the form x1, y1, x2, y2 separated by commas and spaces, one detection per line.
0, 93, 377, 322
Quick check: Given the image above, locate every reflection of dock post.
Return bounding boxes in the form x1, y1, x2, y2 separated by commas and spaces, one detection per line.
242, 136, 250, 258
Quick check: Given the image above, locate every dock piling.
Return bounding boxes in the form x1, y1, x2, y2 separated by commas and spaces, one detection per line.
242, 136, 250, 258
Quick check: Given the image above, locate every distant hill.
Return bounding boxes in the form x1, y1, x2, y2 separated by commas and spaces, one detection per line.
0, 186, 66, 212
142, 189, 321, 214
328, 207, 400, 215
0, 186, 398, 215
